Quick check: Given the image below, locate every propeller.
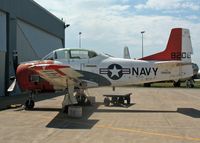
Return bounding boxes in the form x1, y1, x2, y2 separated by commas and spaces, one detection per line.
7, 76, 16, 92
7, 50, 18, 93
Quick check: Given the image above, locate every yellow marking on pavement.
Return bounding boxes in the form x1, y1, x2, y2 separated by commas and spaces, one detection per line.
61, 119, 200, 142
96, 125, 200, 142
3, 110, 200, 142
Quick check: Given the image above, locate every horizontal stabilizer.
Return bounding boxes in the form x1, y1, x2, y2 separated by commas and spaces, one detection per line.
155, 61, 192, 68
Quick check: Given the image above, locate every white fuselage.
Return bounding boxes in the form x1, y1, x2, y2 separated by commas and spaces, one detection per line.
55, 54, 192, 87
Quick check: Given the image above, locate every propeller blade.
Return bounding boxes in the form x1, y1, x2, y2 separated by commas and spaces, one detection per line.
7, 78, 16, 92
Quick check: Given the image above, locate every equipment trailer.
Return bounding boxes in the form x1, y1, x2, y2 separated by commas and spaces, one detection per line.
103, 93, 132, 106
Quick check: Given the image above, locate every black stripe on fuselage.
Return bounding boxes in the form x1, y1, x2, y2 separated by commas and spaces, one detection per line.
76, 70, 111, 86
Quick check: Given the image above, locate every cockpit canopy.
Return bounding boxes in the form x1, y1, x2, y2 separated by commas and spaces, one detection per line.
42, 48, 98, 60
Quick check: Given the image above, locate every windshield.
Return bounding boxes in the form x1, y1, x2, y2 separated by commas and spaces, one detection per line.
69, 49, 98, 59
55, 49, 69, 59
42, 52, 54, 60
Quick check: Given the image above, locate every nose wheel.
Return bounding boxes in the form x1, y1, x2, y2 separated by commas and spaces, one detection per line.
25, 99, 35, 110
25, 92, 35, 110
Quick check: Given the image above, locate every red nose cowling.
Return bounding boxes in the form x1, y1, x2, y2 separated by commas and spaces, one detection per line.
16, 61, 54, 92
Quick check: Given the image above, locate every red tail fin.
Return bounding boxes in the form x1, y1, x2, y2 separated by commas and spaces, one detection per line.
140, 28, 182, 61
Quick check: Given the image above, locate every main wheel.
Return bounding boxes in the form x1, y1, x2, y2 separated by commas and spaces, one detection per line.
75, 94, 86, 105
104, 97, 110, 106
144, 83, 151, 87
186, 80, 194, 88
25, 99, 35, 110
173, 81, 181, 87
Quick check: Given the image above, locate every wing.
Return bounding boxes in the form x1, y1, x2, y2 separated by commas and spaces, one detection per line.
29, 64, 82, 88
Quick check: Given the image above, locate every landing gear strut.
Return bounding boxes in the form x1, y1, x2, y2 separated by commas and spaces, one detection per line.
75, 89, 91, 105
186, 79, 194, 88
25, 92, 35, 110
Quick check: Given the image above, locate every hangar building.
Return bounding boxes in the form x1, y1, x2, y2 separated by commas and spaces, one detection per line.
0, 0, 65, 96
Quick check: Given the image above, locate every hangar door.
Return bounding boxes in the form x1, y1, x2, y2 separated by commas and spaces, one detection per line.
16, 20, 63, 63
0, 11, 7, 96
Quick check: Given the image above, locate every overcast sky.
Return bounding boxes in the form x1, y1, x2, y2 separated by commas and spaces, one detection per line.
34, 0, 200, 67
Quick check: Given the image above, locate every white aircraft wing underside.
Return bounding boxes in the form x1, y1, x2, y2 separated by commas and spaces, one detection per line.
29, 64, 82, 88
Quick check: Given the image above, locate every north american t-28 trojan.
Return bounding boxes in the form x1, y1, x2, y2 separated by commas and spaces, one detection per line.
12, 28, 194, 109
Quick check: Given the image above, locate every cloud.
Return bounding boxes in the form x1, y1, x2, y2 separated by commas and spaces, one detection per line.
135, 0, 200, 11
34, 0, 200, 67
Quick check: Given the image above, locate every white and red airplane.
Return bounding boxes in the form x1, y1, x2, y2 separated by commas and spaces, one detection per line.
13, 28, 193, 109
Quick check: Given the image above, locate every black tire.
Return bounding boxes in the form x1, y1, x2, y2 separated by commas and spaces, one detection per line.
173, 81, 180, 87
126, 96, 131, 104
25, 99, 35, 110
76, 94, 86, 105
144, 83, 151, 87
104, 97, 110, 106
186, 80, 194, 88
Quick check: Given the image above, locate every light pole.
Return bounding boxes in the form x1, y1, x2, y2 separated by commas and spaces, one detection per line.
79, 32, 82, 48
64, 24, 70, 48
141, 31, 145, 58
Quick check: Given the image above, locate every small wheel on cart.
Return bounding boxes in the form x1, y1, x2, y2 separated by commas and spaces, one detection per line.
126, 96, 131, 104
104, 97, 110, 106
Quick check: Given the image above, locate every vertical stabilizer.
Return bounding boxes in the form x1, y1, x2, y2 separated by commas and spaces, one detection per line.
123, 46, 131, 59
140, 28, 193, 62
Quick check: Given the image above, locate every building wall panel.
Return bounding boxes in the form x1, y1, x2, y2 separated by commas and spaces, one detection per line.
0, 11, 6, 96
17, 20, 63, 63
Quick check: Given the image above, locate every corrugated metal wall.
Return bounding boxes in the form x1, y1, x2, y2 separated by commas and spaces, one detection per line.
0, 0, 65, 96
16, 20, 63, 63
0, 11, 7, 96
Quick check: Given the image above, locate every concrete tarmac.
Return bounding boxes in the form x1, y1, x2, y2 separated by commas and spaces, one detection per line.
0, 87, 200, 143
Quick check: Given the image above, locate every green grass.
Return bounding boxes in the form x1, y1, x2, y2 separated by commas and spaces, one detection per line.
149, 80, 200, 88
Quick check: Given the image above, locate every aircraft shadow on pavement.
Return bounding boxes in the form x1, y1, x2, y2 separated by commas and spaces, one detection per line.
177, 108, 200, 118
97, 107, 200, 118
30, 107, 61, 112
21, 102, 200, 129
46, 103, 102, 129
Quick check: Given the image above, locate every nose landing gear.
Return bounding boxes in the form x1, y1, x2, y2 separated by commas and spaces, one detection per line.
25, 92, 35, 110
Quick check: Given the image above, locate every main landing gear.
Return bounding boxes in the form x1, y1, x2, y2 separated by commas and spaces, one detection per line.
62, 80, 91, 113
186, 79, 194, 88
75, 89, 91, 106
173, 79, 194, 88
173, 81, 181, 87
